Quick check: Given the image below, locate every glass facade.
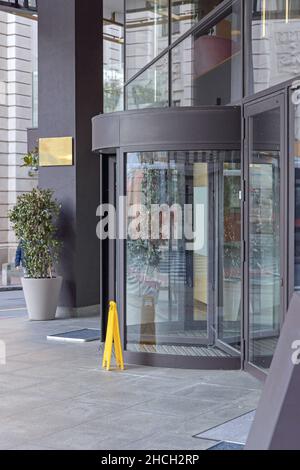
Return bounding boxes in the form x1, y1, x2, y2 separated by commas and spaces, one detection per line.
172, 4, 242, 106
248, 0, 300, 95
103, 19, 124, 113
117, 1, 300, 113
124, 0, 242, 110
126, 151, 241, 355
126, 54, 169, 109
171, 0, 224, 42
98, 1, 300, 371
103, 1, 124, 113
126, 0, 169, 80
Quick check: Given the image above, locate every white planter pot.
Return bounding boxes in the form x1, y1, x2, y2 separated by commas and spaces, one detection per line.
21, 276, 62, 321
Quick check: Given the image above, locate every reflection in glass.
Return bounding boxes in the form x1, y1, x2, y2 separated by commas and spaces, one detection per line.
171, 0, 223, 42
248, 108, 281, 369
249, 0, 300, 95
103, 11, 124, 113
172, 4, 242, 106
126, 0, 169, 81
292, 88, 300, 289
0, 10, 38, 289
126, 151, 241, 356
126, 54, 169, 110
218, 163, 242, 349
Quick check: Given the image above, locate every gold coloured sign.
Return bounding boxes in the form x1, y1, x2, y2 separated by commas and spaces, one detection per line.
39, 137, 73, 167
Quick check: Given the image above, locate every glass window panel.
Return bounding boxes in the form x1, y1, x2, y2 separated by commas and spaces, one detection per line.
126, 150, 241, 356
126, 54, 169, 110
126, 0, 169, 81
171, 0, 224, 43
249, 0, 300, 95
103, 1, 124, 113
172, 3, 242, 106
291, 88, 300, 289
217, 162, 242, 349
248, 108, 281, 369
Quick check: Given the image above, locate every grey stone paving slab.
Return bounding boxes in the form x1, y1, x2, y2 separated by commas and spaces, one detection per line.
77, 388, 162, 408
0, 389, 68, 420
0, 297, 263, 450
178, 392, 260, 436
122, 434, 216, 451
115, 374, 209, 397
173, 381, 257, 403
132, 395, 225, 419
0, 372, 46, 394
37, 425, 133, 451
0, 291, 26, 310
89, 409, 183, 441
14, 444, 55, 450
35, 411, 180, 451
196, 411, 256, 444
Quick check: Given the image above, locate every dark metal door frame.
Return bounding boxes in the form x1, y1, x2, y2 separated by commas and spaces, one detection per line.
243, 92, 287, 379
108, 156, 117, 301
215, 159, 243, 355
101, 154, 117, 342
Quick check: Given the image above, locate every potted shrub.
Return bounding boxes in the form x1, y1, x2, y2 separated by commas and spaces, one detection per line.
9, 188, 62, 321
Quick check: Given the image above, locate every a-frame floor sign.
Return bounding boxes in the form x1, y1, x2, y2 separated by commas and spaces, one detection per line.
102, 301, 124, 371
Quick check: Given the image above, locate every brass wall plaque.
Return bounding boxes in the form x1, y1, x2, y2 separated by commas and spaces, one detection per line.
39, 137, 73, 167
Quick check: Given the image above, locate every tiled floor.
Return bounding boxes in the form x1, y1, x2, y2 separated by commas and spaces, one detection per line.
0, 291, 262, 450
195, 411, 255, 445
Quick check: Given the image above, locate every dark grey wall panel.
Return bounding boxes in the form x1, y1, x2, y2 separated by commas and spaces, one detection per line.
27, 127, 39, 152
75, 0, 103, 308
38, 0, 102, 310
92, 107, 241, 152
38, 0, 76, 308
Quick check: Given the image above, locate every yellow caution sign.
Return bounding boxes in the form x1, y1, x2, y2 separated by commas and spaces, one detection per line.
102, 301, 124, 371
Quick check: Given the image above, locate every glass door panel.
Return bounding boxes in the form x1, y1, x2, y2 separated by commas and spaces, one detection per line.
217, 161, 242, 351
246, 99, 284, 371
125, 150, 241, 357
290, 85, 300, 292
126, 151, 210, 349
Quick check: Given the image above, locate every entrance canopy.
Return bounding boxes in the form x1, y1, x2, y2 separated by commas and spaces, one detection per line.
92, 106, 241, 153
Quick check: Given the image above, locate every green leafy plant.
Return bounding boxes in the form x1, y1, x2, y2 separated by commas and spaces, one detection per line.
8, 188, 61, 279
22, 146, 39, 177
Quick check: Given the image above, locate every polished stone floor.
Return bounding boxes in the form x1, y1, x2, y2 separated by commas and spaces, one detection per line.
0, 291, 262, 450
